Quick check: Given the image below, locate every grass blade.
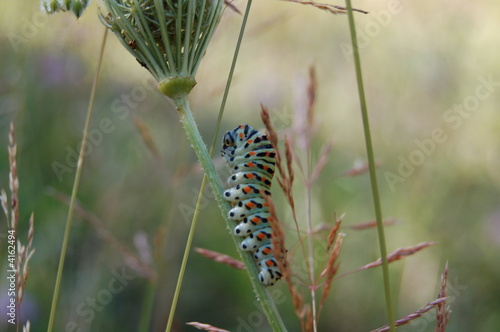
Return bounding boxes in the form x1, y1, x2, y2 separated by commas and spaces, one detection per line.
46, 27, 108, 332
344, 1, 395, 330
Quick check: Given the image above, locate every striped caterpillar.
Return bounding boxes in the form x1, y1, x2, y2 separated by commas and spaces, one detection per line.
221, 124, 282, 286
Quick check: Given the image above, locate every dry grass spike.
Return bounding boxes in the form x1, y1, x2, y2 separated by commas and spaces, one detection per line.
371, 297, 448, 332
1, 122, 36, 327
436, 262, 451, 332
335, 241, 437, 280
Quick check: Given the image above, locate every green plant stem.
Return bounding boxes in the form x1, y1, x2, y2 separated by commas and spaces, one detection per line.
164, 2, 253, 330
164, 174, 207, 332
173, 93, 287, 332
138, 279, 157, 332
344, 1, 395, 331
47, 27, 108, 332
138, 198, 178, 332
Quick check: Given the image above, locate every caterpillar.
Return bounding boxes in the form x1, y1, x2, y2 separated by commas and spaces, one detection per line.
221, 124, 283, 286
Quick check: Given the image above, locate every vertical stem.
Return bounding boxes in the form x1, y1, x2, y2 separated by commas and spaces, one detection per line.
344, 1, 395, 331
213, 0, 253, 134
305, 154, 317, 332
173, 94, 287, 332
47, 27, 108, 332
164, 174, 207, 332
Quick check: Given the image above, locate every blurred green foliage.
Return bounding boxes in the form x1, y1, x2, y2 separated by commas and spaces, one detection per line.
1, 0, 500, 331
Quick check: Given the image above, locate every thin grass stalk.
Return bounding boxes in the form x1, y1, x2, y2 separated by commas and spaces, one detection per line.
174, 93, 287, 331
46, 27, 108, 332
344, 1, 395, 330
164, 173, 208, 332
138, 199, 179, 332
213, 0, 253, 136
290, 67, 318, 331
138, 279, 157, 332
305, 157, 318, 332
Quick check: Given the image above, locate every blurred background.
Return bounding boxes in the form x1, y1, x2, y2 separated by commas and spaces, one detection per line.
1, 0, 500, 331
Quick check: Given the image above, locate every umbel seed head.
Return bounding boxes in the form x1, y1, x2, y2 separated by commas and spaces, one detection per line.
98, 0, 225, 98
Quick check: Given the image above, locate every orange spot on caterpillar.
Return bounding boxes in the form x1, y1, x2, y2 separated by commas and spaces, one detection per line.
245, 202, 256, 209
257, 232, 267, 240
266, 259, 276, 267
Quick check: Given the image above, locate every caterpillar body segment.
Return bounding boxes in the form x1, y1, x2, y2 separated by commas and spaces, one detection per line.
234, 212, 270, 236
223, 183, 272, 202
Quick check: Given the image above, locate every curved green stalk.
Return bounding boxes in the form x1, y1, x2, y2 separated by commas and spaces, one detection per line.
47, 27, 108, 332
344, 1, 395, 331
173, 93, 287, 332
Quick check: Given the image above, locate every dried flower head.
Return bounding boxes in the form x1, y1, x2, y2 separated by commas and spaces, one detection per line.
98, 0, 225, 98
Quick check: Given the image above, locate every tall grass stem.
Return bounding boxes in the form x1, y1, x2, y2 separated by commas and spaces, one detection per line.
47, 27, 108, 332
344, 1, 395, 331
306, 150, 317, 331
164, 174, 208, 332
